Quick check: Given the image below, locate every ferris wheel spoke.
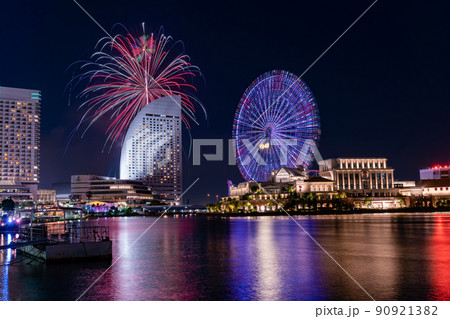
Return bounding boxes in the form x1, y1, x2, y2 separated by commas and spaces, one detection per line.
237, 111, 265, 127
275, 97, 301, 123
275, 110, 300, 128
266, 89, 282, 120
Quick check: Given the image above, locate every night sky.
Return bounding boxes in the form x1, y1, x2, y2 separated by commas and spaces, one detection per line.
0, 0, 449, 204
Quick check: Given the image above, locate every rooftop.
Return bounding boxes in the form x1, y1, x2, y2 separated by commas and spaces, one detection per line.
320, 157, 388, 162
421, 165, 450, 170
305, 176, 334, 183
279, 166, 306, 177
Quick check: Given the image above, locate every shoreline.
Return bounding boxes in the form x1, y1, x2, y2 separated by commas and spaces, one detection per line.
26, 208, 450, 221
193, 207, 450, 218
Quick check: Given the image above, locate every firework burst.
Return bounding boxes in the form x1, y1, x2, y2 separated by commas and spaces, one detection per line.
71, 25, 205, 149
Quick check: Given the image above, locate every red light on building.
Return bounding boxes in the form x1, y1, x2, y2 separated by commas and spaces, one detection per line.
430, 165, 450, 169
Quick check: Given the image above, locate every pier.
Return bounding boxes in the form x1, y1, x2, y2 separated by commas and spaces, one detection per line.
1, 223, 112, 263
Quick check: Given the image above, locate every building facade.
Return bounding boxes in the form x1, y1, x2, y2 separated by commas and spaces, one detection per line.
0, 86, 41, 201
421, 179, 450, 197
71, 174, 153, 203
120, 96, 182, 205
228, 180, 256, 198
37, 189, 56, 204
229, 166, 336, 200
0, 181, 35, 202
270, 166, 307, 183
303, 176, 335, 194
88, 179, 153, 202
224, 159, 450, 212
419, 165, 450, 201
71, 175, 112, 201
319, 158, 395, 196
420, 165, 450, 180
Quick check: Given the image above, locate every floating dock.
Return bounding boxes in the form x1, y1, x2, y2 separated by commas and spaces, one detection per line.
11, 223, 112, 263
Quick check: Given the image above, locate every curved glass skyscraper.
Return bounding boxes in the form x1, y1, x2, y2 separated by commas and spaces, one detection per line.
120, 96, 182, 204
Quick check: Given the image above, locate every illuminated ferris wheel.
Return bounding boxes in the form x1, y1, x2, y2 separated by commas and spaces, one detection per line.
232, 70, 321, 182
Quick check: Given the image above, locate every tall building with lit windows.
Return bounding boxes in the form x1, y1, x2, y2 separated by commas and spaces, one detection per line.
0, 86, 40, 201
120, 96, 182, 204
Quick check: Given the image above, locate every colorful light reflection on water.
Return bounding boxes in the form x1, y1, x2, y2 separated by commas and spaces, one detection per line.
1, 213, 450, 300
0, 233, 13, 300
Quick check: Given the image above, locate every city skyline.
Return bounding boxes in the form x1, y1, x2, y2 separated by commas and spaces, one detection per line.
2, 0, 450, 307
0, 0, 449, 203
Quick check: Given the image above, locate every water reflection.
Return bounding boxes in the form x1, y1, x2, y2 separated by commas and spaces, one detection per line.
0, 233, 13, 301
1, 213, 450, 300
227, 218, 325, 300
429, 214, 450, 300
255, 221, 281, 300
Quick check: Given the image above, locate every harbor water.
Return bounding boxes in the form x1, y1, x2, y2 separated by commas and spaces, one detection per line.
1, 212, 450, 301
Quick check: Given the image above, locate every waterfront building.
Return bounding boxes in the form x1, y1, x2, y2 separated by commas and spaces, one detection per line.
318, 158, 403, 208
71, 174, 153, 203
270, 166, 307, 183
71, 174, 112, 201
120, 96, 182, 205
228, 166, 336, 201
0, 86, 41, 201
394, 181, 422, 206
224, 159, 450, 212
420, 165, 450, 180
421, 179, 450, 197
89, 179, 153, 202
228, 181, 256, 198
394, 181, 416, 188
229, 166, 307, 198
0, 180, 36, 202
227, 158, 407, 211
418, 165, 450, 201
37, 189, 56, 204
318, 158, 395, 196
302, 176, 335, 194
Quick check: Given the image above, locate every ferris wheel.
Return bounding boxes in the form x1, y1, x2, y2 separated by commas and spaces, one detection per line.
232, 70, 321, 182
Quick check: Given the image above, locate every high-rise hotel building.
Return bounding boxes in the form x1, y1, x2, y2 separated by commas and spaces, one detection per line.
120, 96, 182, 204
0, 86, 40, 201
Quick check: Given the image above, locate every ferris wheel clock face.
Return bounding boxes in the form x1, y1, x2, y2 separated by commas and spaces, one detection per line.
232, 70, 321, 182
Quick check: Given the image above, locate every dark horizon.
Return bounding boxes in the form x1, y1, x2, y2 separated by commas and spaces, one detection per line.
1, 0, 449, 204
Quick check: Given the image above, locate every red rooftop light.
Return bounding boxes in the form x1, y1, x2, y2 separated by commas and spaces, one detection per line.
430, 165, 450, 169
